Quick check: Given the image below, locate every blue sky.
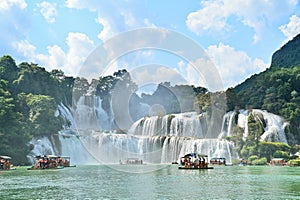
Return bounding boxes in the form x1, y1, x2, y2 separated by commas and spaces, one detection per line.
1, 0, 300, 91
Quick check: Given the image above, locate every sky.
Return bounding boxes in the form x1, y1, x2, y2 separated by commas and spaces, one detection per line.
1, 0, 300, 92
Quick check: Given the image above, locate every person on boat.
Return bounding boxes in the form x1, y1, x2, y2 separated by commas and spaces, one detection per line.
58, 157, 63, 166
38, 158, 44, 169
191, 154, 197, 168
0, 159, 4, 169
194, 157, 200, 168
180, 157, 185, 166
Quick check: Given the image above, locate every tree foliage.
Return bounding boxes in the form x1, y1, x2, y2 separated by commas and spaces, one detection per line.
0, 56, 66, 164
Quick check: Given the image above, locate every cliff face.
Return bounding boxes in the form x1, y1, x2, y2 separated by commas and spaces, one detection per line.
271, 34, 300, 69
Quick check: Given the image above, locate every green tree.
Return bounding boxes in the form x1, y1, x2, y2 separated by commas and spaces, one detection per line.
25, 94, 62, 137
0, 81, 30, 165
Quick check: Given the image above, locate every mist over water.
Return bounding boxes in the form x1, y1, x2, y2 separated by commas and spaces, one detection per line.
29, 94, 288, 167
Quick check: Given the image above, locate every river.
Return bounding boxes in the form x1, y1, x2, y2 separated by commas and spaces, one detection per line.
0, 165, 299, 199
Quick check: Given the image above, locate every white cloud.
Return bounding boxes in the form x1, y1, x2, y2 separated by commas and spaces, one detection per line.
65, 0, 98, 11
96, 17, 115, 41
37, 1, 57, 23
186, 0, 298, 42
65, 0, 155, 42
13, 40, 36, 58
131, 65, 186, 87
0, 0, 26, 10
186, 1, 229, 34
180, 57, 223, 91
177, 43, 269, 91
13, 32, 95, 76
205, 43, 269, 89
279, 15, 300, 41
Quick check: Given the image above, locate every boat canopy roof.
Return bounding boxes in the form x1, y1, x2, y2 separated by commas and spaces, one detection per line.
210, 157, 226, 160
0, 155, 12, 160
35, 155, 59, 159
182, 153, 208, 158
271, 158, 285, 161
126, 158, 141, 160
60, 156, 70, 159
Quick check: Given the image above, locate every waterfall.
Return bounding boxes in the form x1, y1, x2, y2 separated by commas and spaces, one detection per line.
238, 110, 248, 139
27, 137, 57, 164
58, 103, 75, 129
252, 109, 288, 143
129, 112, 206, 138
219, 111, 234, 139
75, 112, 237, 164
219, 109, 288, 143
29, 92, 289, 165
28, 130, 97, 165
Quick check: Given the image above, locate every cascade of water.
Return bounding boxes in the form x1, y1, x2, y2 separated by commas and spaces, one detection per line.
76, 111, 238, 164
72, 95, 113, 130
74, 96, 100, 130
58, 132, 97, 164
94, 96, 111, 130
129, 112, 206, 138
169, 112, 205, 138
234, 109, 287, 143
237, 110, 248, 139
227, 112, 236, 137
28, 131, 97, 165
27, 137, 57, 164
219, 111, 234, 139
252, 109, 288, 143
58, 103, 75, 129
35, 100, 290, 165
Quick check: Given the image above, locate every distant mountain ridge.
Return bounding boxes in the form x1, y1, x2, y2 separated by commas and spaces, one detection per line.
271, 34, 300, 69
235, 33, 300, 93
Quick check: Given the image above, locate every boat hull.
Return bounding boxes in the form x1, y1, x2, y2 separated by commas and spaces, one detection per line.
178, 166, 214, 170
27, 166, 64, 170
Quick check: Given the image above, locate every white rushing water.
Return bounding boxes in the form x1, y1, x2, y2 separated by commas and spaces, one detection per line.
29, 95, 289, 165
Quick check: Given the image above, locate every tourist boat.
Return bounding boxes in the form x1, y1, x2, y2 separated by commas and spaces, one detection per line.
239, 159, 248, 166
178, 153, 213, 170
0, 155, 14, 170
269, 158, 287, 166
119, 158, 144, 165
210, 157, 226, 165
59, 156, 76, 167
28, 155, 65, 170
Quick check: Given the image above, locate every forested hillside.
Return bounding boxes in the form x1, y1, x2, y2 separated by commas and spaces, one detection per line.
0, 56, 66, 164
233, 34, 300, 145
271, 34, 300, 69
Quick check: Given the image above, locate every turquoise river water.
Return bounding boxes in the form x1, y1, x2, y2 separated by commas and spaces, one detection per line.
0, 165, 299, 199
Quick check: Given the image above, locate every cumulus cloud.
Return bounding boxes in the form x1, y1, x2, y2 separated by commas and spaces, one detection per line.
177, 43, 269, 91
13, 32, 95, 76
205, 43, 269, 89
186, 0, 298, 42
178, 57, 224, 91
13, 40, 36, 58
0, 0, 30, 57
96, 17, 115, 41
279, 15, 300, 41
65, 0, 98, 11
65, 0, 154, 42
37, 1, 57, 23
131, 64, 186, 87
0, 0, 26, 10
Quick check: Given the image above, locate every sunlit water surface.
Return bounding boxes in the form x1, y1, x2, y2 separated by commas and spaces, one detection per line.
0, 165, 299, 199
